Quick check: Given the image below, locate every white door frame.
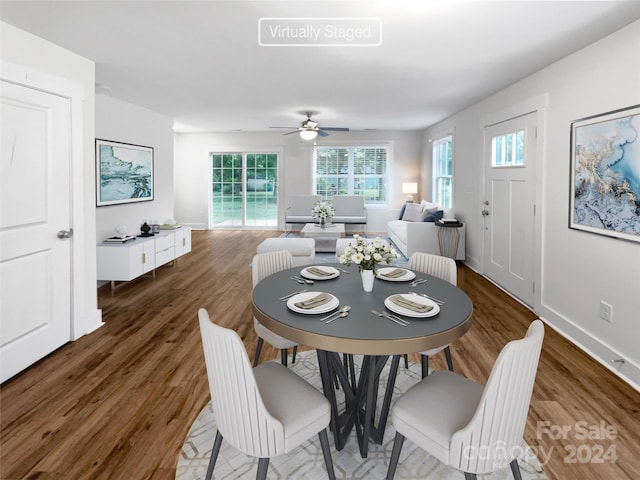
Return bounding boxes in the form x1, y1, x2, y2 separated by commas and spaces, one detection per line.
205, 146, 284, 230
480, 94, 548, 311
1, 62, 89, 340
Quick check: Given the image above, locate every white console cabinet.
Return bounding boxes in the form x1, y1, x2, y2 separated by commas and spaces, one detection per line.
97, 227, 191, 285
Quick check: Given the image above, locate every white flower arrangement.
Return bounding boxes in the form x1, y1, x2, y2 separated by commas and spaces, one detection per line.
311, 200, 335, 220
338, 234, 400, 273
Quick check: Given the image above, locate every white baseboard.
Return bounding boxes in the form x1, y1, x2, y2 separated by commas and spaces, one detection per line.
82, 309, 104, 338
537, 306, 640, 392
461, 261, 639, 392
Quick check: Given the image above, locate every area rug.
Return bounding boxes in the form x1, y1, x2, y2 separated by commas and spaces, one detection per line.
176, 352, 546, 480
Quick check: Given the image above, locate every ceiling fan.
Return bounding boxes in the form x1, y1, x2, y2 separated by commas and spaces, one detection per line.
270, 112, 349, 140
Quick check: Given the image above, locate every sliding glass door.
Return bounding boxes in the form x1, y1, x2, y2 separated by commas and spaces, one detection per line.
211, 152, 278, 227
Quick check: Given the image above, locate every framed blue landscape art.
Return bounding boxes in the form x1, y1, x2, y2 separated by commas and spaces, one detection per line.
96, 139, 154, 206
569, 105, 640, 243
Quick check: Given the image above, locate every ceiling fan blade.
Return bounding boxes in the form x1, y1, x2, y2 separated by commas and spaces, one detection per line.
282, 130, 301, 136
317, 130, 330, 137
321, 127, 349, 132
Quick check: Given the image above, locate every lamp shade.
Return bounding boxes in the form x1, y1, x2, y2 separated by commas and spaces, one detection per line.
402, 182, 418, 203
402, 182, 418, 195
300, 130, 318, 140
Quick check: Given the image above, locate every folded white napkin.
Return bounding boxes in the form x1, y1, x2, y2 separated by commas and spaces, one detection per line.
306, 267, 334, 277
390, 295, 433, 313
380, 268, 406, 278
295, 293, 331, 310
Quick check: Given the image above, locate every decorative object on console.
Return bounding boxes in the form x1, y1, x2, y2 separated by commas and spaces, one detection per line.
139, 221, 153, 237
95, 139, 153, 206
402, 182, 418, 203
569, 104, 640, 243
160, 219, 181, 230
114, 225, 129, 238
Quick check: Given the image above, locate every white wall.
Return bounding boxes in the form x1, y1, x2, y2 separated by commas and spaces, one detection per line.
95, 95, 175, 241
0, 22, 102, 335
424, 20, 640, 389
174, 129, 423, 232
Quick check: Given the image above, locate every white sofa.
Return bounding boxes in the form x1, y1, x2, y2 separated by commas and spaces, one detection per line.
285, 194, 367, 231
387, 203, 465, 260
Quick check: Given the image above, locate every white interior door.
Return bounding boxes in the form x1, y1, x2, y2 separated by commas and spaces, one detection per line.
482, 112, 537, 306
1, 80, 72, 382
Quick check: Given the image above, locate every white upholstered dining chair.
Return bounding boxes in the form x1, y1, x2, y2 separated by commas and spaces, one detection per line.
197, 308, 336, 480
386, 319, 545, 480
252, 250, 298, 367
406, 252, 457, 377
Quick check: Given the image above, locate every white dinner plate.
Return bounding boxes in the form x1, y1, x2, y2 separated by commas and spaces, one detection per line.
377, 267, 416, 282
300, 266, 340, 280
384, 294, 440, 318
287, 291, 339, 314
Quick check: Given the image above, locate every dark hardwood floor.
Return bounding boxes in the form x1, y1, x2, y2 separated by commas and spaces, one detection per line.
1, 230, 638, 479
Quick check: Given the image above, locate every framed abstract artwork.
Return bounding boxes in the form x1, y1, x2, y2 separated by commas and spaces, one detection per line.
569, 105, 640, 242
96, 139, 154, 206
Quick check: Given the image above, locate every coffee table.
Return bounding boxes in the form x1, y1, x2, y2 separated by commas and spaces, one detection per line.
300, 222, 345, 252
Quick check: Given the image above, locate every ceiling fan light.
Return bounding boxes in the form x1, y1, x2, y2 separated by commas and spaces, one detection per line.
300, 130, 318, 140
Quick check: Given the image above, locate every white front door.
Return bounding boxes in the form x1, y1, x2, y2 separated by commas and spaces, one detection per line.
482, 112, 537, 306
1, 80, 72, 382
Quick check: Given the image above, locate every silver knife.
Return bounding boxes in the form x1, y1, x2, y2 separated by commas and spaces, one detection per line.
278, 289, 308, 300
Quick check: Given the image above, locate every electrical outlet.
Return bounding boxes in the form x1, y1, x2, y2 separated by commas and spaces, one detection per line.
600, 301, 613, 324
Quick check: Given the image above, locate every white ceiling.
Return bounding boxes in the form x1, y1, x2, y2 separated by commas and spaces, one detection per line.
2, 1, 640, 133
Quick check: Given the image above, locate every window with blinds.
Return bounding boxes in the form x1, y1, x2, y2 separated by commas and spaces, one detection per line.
432, 135, 453, 208
313, 146, 389, 204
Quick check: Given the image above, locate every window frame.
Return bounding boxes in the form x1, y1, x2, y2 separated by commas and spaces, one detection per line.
432, 133, 454, 209
491, 129, 526, 168
312, 143, 392, 206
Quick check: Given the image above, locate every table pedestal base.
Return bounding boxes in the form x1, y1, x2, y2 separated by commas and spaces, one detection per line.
316, 351, 401, 458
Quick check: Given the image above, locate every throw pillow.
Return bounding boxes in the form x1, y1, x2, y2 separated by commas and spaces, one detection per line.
398, 204, 407, 220
420, 200, 440, 214
401, 203, 424, 222
423, 210, 444, 222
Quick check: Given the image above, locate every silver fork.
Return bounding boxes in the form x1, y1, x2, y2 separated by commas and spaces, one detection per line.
294, 275, 314, 285
370, 309, 409, 326
409, 292, 445, 305
409, 278, 428, 287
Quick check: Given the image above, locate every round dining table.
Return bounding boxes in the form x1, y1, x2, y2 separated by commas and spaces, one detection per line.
252, 263, 473, 458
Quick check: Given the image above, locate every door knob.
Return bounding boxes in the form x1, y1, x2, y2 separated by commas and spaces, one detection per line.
481, 210, 490, 216
57, 229, 73, 239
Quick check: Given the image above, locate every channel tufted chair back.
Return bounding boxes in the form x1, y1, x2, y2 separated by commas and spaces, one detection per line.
251, 250, 298, 366
406, 252, 458, 377
198, 308, 336, 480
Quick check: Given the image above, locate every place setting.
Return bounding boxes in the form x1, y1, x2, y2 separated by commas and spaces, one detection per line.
300, 265, 341, 280
384, 293, 441, 318
286, 291, 340, 313
376, 267, 416, 282
370, 292, 441, 327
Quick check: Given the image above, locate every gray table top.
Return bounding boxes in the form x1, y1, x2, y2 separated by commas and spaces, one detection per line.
252, 263, 473, 355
